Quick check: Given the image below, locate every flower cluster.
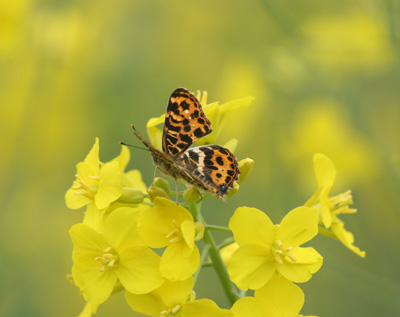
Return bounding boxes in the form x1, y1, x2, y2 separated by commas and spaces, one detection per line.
65, 92, 365, 316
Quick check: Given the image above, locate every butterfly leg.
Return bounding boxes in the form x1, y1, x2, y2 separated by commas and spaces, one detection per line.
195, 186, 203, 201
149, 166, 158, 187
174, 178, 179, 204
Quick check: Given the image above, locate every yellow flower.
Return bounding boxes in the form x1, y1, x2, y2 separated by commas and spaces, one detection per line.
146, 90, 254, 149
305, 153, 366, 257
231, 274, 317, 317
227, 206, 322, 290
70, 206, 164, 305
65, 138, 123, 210
137, 197, 204, 281
125, 277, 233, 317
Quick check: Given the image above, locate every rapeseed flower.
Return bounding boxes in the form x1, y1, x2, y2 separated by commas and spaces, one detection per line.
228, 206, 322, 290
305, 153, 365, 257
70, 206, 164, 305
126, 277, 233, 317
137, 197, 203, 281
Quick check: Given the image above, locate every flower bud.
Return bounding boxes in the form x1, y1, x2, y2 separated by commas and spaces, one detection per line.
117, 188, 144, 204
148, 186, 169, 202
183, 186, 201, 203
238, 158, 254, 184
225, 182, 239, 199
154, 177, 171, 194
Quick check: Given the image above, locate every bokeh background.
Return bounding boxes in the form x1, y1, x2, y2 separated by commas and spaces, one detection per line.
1, 0, 400, 316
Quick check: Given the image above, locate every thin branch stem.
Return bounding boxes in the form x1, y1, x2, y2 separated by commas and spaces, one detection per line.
189, 202, 240, 305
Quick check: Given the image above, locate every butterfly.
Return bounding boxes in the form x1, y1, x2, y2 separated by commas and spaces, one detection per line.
130, 87, 240, 200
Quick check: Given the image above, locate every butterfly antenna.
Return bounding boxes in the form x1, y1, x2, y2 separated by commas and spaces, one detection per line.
118, 141, 149, 152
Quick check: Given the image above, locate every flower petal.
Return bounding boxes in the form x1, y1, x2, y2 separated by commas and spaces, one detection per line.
125, 291, 165, 316
95, 161, 123, 209
331, 220, 366, 257
118, 246, 164, 294
65, 181, 91, 209
138, 197, 193, 248
103, 207, 144, 252
69, 224, 107, 260
72, 252, 117, 305
181, 220, 195, 250
278, 207, 319, 247
82, 203, 104, 232
314, 153, 336, 187
277, 247, 323, 283
182, 299, 234, 317
160, 242, 200, 281
227, 244, 275, 290
83, 138, 100, 172
155, 277, 194, 308
229, 207, 274, 246
255, 274, 304, 315
231, 297, 270, 317
124, 169, 147, 192
113, 145, 130, 173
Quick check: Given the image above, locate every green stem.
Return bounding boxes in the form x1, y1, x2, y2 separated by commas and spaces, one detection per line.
318, 225, 338, 239
205, 224, 232, 233
193, 244, 210, 285
189, 202, 240, 305
217, 238, 236, 250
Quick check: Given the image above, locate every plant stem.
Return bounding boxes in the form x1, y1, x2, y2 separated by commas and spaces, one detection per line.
205, 224, 232, 232
189, 202, 240, 305
193, 244, 210, 285
318, 225, 338, 239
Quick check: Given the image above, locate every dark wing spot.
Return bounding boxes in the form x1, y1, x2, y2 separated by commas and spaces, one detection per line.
225, 176, 232, 183
216, 173, 222, 178
194, 128, 203, 138
227, 170, 235, 176
184, 125, 191, 132
204, 159, 213, 166
198, 118, 205, 124
227, 156, 234, 162
180, 102, 190, 110
168, 124, 181, 132
177, 143, 187, 150
168, 135, 178, 144
204, 125, 210, 132
218, 148, 228, 155
179, 133, 192, 144
230, 164, 235, 169
216, 156, 224, 166
183, 119, 189, 125
193, 110, 199, 118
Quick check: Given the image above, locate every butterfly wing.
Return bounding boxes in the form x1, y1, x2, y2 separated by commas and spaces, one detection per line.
162, 88, 212, 156
179, 145, 240, 198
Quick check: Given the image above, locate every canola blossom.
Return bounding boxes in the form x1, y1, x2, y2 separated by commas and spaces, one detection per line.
305, 153, 366, 257
65, 92, 365, 316
227, 206, 323, 290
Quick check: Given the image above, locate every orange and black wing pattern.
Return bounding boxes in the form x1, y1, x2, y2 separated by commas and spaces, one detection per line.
162, 88, 212, 156
179, 145, 240, 198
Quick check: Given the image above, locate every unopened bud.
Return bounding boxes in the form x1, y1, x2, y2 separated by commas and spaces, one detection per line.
225, 182, 239, 198
154, 177, 171, 194
118, 188, 144, 204
148, 186, 169, 202
183, 186, 201, 203
238, 158, 254, 184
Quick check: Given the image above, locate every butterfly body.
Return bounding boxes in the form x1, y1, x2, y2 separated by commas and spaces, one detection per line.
131, 88, 239, 199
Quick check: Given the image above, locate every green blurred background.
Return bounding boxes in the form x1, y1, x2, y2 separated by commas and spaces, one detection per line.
1, 0, 400, 316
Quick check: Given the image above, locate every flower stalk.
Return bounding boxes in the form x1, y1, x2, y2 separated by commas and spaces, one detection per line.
189, 202, 240, 305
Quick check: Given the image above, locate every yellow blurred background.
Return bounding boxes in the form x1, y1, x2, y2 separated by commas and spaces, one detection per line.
1, 0, 399, 316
